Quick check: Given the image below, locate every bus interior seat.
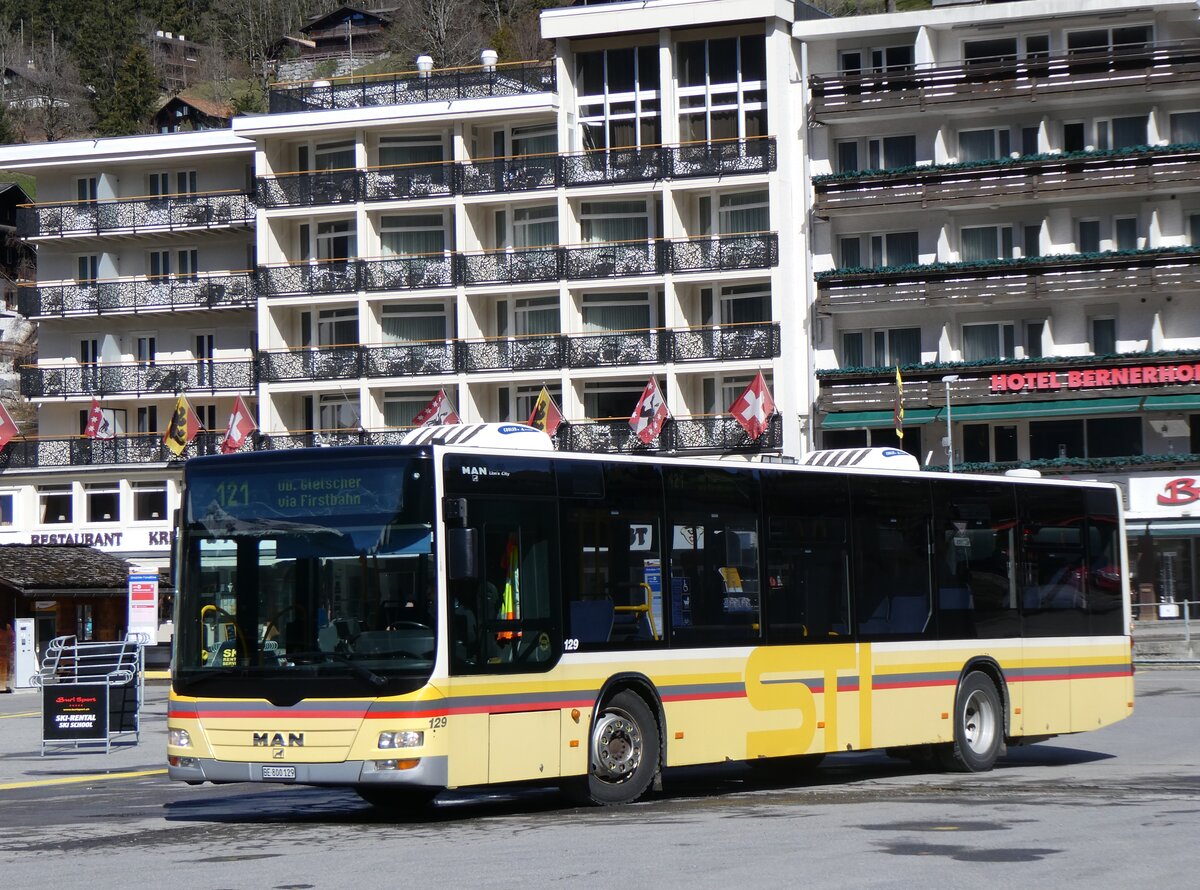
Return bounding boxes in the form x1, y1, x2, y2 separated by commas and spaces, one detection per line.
570, 598, 615, 644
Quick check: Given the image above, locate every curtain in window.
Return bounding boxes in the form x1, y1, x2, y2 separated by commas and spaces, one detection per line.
581, 202, 650, 243
886, 231, 919, 266
513, 130, 557, 157
383, 394, 435, 427
842, 332, 864, 367
890, 328, 921, 365
882, 136, 916, 169
1112, 116, 1148, 149
1170, 112, 1200, 144
382, 312, 447, 342
963, 324, 999, 361
720, 293, 768, 324
961, 227, 999, 262
382, 216, 446, 256
718, 192, 769, 234
582, 295, 650, 332
959, 130, 996, 162
514, 207, 558, 248
379, 142, 443, 166
516, 298, 559, 335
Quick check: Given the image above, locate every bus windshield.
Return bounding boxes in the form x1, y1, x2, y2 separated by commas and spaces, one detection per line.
174, 450, 436, 698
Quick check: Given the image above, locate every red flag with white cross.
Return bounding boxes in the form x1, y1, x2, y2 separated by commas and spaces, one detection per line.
729, 371, 775, 440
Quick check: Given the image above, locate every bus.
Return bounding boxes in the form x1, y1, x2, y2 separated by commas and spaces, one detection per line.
167, 424, 1132, 807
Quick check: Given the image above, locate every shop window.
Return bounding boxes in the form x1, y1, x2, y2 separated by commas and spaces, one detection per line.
1030, 419, 1084, 459
1086, 416, 1142, 458
963, 424, 990, 463
86, 483, 120, 523
133, 481, 167, 522
994, 425, 1018, 462
38, 486, 73, 524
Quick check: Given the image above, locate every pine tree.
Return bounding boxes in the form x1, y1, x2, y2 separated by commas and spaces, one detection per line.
94, 46, 161, 136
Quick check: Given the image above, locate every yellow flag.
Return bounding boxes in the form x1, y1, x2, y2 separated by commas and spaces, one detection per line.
164, 395, 200, 456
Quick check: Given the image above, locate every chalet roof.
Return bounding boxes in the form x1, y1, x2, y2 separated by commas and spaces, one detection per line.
0, 545, 132, 596
302, 5, 395, 34
0, 182, 30, 203
158, 94, 234, 120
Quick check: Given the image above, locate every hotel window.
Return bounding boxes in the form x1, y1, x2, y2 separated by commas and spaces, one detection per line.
312, 140, 355, 171
839, 231, 918, 269
580, 200, 652, 243
577, 45, 661, 150
39, 485, 73, 524
315, 219, 356, 260
0, 492, 13, 526
176, 248, 199, 281
381, 213, 446, 256
582, 292, 653, 332
835, 135, 915, 172
1190, 213, 1200, 246
1170, 112, 1200, 145
77, 254, 99, 284
962, 323, 1016, 361
958, 128, 1011, 162
1114, 216, 1139, 251
1078, 219, 1101, 253
961, 225, 1013, 262
1066, 25, 1152, 55
1091, 317, 1117, 355
148, 249, 171, 280
511, 125, 557, 158
702, 373, 770, 414
844, 327, 920, 367
511, 205, 558, 249
137, 405, 158, 434
86, 482, 120, 523
314, 307, 358, 346
718, 283, 770, 324
508, 383, 563, 423
583, 380, 647, 419
1063, 115, 1148, 152
677, 35, 767, 143
842, 331, 865, 367
1025, 320, 1045, 359
839, 45, 913, 74
514, 296, 559, 336
317, 393, 361, 431
717, 191, 768, 234
76, 176, 98, 204
381, 302, 451, 343
133, 481, 168, 521
384, 389, 446, 428
379, 134, 444, 166
135, 334, 157, 366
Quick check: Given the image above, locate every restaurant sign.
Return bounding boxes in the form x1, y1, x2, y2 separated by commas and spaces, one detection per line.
991, 362, 1200, 393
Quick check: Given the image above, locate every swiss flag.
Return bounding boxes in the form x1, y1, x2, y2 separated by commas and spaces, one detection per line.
412, 389, 460, 426
84, 398, 115, 439
0, 402, 17, 450
729, 371, 775, 440
629, 377, 668, 445
220, 396, 257, 454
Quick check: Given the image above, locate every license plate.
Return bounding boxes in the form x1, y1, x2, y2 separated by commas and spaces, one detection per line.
262, 766, 296, 780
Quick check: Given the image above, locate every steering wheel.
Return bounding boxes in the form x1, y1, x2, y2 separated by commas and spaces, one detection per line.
261, 604, 303, 646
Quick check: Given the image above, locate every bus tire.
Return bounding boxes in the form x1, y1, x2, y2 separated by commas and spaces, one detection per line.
938, 671, 1003, 773
583, 689, 660, 805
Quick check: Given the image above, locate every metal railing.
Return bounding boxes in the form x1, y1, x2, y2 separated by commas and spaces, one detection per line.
17, 191, 255, 238
19, 359, 255, 398
268, 60, 556, 113
19, 272, 256, 318
256, 138, 775, 207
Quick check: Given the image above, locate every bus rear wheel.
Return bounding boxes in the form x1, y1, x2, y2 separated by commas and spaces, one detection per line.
581, 690, 660, 806
938, 671, 1004, 773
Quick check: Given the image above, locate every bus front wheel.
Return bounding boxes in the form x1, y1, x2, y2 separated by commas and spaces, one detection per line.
583, 690, 660, 805
938, 671, 1004, 773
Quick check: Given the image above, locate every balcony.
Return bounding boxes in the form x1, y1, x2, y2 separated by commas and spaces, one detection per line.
20, 359, 255, 398
256, 323, 781, 381
814, 144, 1200, 215
18, 272, 256, 318
560, 414, 783, 455
815, 247, 1200, 313
809, 39, 1200, 122
254, 138, 776, 208
0, 431, 228, 469
259, 234, 778, 297
268, 60, 556, 113
17, 191, 255, 238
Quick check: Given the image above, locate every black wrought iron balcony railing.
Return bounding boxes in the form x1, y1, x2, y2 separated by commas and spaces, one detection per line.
268, 60, 556, 113
809, 39, 1200, 120
18, 272, 256, 318
815, 247, 1200, 312
256, 322, 781, 382
0, 430, 229, 469
259, 233, 778, 297
20, 359, 255, 399
17, 191, 255, 238
256, 139, 776, 207
560, 414, 783, 455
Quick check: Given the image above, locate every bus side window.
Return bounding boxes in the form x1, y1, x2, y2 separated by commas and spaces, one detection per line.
1019, 486, 1090, 638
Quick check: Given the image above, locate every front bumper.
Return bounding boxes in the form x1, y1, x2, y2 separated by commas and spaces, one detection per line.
168, 754, 449, 787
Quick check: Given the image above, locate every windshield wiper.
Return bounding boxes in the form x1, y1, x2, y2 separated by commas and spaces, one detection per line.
286, 650, 388, 689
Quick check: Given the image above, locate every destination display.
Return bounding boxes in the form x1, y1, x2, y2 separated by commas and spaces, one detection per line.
187, 460, 423, 523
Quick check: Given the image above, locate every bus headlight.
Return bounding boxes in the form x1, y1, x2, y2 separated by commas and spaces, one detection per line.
378, 730, 423, 749
168, 728, 192, 747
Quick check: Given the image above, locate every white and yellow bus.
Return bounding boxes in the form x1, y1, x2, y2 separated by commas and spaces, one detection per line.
167, 424, 1132, 807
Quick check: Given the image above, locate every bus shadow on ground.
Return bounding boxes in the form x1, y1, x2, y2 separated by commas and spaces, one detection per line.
161, 744, 1114, 825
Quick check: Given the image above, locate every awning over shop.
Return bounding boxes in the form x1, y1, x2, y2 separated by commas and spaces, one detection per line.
820, 393, 1195, 429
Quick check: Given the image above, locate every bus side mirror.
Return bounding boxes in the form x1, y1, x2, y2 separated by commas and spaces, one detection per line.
447, 528, 479, 581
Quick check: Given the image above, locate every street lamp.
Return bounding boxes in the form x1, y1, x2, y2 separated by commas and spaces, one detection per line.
941, 374, 960, 472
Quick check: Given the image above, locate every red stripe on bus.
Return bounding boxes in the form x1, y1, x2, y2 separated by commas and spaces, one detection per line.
660, 690, 746, 703
872, 679, 957, 690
